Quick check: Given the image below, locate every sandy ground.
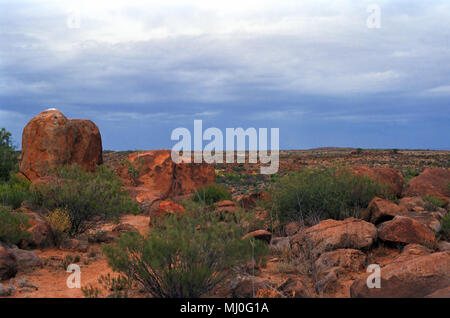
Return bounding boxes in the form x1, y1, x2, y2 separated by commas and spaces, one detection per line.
3, 214, 151, 298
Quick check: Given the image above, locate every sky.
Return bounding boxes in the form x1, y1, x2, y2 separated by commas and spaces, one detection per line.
0, 0, 449, 150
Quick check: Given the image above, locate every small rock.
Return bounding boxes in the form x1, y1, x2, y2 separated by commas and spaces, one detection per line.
0, 247, 18, 280
378, 216, 436, 246
7, 247, 42, 271
270, 237, 290, 253
363, 197, 408, 224
278, 278, 310, 298
242, 230, 272, 243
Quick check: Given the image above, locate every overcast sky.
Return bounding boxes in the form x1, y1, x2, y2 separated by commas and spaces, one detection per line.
1, 0, 449, 150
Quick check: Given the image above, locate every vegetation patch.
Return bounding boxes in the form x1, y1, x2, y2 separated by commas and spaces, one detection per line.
30, 165, 138, 236
103, 205, 268, 298
192, 184, 232, 205
0, 206, 31, 246
270, 166, 390, 225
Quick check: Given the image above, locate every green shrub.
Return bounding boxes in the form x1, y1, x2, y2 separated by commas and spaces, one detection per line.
440, 213, 450, 241
0, 206, 31, 246
120, 158, 144, 186
423, 196, 446, 210
0, 128, 19, 182
0, 174, 31, 209
31, 165, 138, 235
192, 184, 232, 205
270, 166, 390, 225
103, 207, 268, 298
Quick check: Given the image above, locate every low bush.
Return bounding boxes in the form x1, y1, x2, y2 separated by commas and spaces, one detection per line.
0, 206, 31, 246
103, 206, 268, 298
403, 168, 420, 184
0, 174, 31, 209
31, 165, 139, 235
192, 184, 232, 205
270, 166, 390, 225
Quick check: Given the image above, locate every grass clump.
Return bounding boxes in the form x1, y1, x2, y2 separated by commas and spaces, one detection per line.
0, 206, 31, 246
439, 213, 450, 241
192, 184, 232, 205
270, 166, 390, 225
102, 205, 268, 298
45, 208, 72, 245
423, 196, 446, 210
31, 165, 138, 236
0, 173, 31, 209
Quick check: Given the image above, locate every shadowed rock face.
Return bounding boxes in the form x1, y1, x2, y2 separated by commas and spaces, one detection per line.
19, 109, 103, 180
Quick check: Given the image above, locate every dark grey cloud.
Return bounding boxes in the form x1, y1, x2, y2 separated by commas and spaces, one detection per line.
0, 0, 449, 149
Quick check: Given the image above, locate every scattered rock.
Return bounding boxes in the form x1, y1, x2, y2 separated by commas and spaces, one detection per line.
291, 218, 377, 258
19, 109, 103, 181
350, 252, 450, 297
232, 276, 271, 298
351, 166, 404, 197
270, 237, 290, 253
237, 191, 269, 210
363, 197, 408, 224
314, 249, 367, 276
87, 231, 118, 244
214, 200, 237, 213
17, 207, 54, 249
402, 168, 450, 205
59, 238, 89, 252
278, 277, 310, 298
398, 197, 426, 211
17, 278, 38, 290
0, 283, 14, 297
315, 268, 339, 295
112, 223, 138, 234
437, 241, 450, 252
425, 286, 450, 298
400, 210, 442, 232
378, 216, 436, 246
149, 200, 185, 221
284, 221, 303, 236
0, 247, 17, 280
242, 230, 272, 243
7, 247, 42, 270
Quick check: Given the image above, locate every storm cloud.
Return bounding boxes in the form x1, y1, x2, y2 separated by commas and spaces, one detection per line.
0, 0, 449, 149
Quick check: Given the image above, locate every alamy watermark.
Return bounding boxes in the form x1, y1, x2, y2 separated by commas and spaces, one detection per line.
366, 264, 381, 289
170, 120, 279, 174
367, 4, 381, 29
66, 264, 81, 289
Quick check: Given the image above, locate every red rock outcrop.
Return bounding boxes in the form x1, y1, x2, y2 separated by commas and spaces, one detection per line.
19, 109, 103, 180
402, 168, 450, 204
351, 166, 404, 197
117, 150, 215, 203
